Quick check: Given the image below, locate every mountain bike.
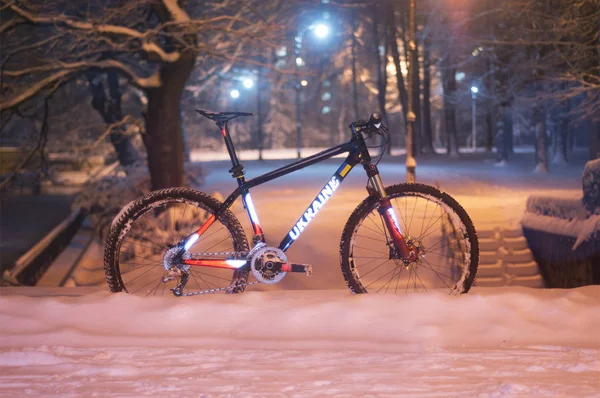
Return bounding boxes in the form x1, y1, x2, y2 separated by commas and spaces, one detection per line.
104, 110, 479, 297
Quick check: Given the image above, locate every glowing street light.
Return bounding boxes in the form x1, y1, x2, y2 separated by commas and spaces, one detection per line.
300, 79, 308, 87
471, 86, 479, 94
314, 23, 329, 38
230, 89, 240, 99
243, 78, 253, 89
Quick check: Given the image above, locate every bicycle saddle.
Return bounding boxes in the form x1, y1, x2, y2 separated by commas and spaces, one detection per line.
196, 109, 254, 123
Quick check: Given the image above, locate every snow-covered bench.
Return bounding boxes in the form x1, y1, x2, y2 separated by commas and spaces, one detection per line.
521, 159, 600, 288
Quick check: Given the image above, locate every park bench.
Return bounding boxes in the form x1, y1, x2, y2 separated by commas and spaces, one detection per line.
521, 159, 600, 288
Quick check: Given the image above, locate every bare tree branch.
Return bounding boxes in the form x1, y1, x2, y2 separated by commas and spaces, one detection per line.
1, 59, 161, 111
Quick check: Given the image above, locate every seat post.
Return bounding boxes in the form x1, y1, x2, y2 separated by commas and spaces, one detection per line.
218, 121, 245, 182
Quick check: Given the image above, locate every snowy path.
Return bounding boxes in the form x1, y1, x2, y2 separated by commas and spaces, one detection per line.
1, 346, 598, 397
1, 287, 599, 396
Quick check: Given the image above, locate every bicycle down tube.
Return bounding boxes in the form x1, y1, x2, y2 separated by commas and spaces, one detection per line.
181, 143, 362, 269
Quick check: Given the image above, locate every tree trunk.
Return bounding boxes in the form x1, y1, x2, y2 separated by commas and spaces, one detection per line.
485, 110, 494, 152
507, 109, 514, 153
484, 0, 495, 152
552, 111, 568, 165
412, 36, 421, 156
504, 107, 513, 158
421, 34, 435, 154
372, 6, 389, 153
257, 64, 264, 160
555, 98, 569, 164
495, 104, 511, 164
350, 11, 360, 121
495, 112, 506, 163
589, 119, 600, 160
87, 71, 140, 166
180, 108, 191, 162
398, 4, 421, 156
441, 54, 459, 157
533, 103, 548, 172
387, 8, 409, 127
144, 54, 195, 190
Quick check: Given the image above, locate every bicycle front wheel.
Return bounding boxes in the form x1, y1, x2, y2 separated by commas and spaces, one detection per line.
340, 183, 478, 294
104, 188, 249, 296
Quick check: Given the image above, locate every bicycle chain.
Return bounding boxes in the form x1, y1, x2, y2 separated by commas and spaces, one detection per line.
179, 280, 259, 296
184, 251, 248, 260
179, 251, 254, 296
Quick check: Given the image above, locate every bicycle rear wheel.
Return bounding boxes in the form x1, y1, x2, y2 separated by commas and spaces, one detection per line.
340, 183, 478, 294
104, 188, 249, 296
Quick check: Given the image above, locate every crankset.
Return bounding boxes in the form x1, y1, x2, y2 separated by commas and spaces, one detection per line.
162, 246, 312, 296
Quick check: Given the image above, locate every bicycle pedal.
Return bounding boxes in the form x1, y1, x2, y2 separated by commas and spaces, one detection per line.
281, 263, 313, 276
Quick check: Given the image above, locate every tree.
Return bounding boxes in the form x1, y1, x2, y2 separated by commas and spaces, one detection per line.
1, 0, 287, 189
480, 0, 600, 162
86, 70, 140, 166
420, 30, 435, 154
440, 50, 460, 158
387, 4, 409, 135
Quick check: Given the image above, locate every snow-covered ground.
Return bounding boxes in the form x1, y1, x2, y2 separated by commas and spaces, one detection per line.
1, 286, 599, 396
2, 151, 597, 396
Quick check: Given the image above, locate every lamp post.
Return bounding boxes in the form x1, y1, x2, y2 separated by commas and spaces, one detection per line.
294, 21, 330, 158
471, 85, 478, 150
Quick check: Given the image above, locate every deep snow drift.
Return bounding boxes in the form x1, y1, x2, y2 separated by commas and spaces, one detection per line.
1, 286, 599, 396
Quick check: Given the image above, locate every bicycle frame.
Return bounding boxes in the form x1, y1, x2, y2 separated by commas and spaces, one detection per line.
181, 121, 415, 271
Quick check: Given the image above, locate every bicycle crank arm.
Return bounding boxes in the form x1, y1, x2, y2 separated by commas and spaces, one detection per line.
265, 262, 313, 275
282, 263, 313, 276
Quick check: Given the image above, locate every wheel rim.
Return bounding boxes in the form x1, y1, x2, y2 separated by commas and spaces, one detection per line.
349, 192, 473, 294
116, 199, 240, 296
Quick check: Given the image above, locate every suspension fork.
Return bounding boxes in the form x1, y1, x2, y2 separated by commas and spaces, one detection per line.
364, 164, 417, 261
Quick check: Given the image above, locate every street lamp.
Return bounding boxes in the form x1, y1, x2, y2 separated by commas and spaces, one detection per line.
243, 78, 253, 89
471, 85, 478, 150
314, 23, 329, 38
230, 89, 240, 99
295, 19, 330, 158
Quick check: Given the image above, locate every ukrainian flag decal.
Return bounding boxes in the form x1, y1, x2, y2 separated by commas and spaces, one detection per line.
339, 163, 352, 177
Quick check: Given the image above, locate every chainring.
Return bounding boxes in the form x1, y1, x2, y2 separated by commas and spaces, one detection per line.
250, 246, 287, 284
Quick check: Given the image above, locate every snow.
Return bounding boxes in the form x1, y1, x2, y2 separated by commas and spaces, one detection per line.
1, 286, 599, 396
521, 213, 600, 250
3, 152, 597, 395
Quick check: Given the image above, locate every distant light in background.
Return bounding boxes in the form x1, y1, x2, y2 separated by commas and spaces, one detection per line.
230, 89, 240, 99
296, 57, 304, 67
471, 46, 484, 56
456, 72, 466, 81
243, 78, 253, 89
321, 106, 331, 114
400, 60, 408, 76
314, 23, 329, 38
276, 46, 287, 57
300, 79, 308, 87
386, 63, 396, 76
471, 86, 479, 94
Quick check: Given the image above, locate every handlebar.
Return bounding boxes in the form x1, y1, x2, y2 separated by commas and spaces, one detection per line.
350, 112, 386, 137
